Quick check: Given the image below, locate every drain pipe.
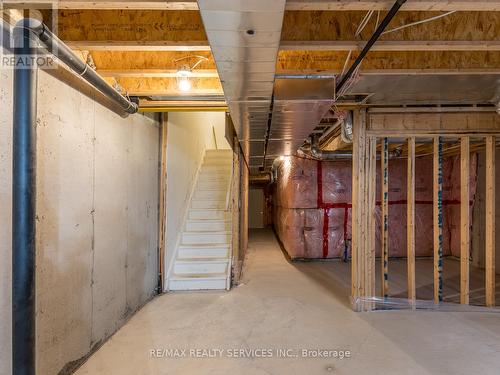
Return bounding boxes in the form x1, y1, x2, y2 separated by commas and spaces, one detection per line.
310, 134, 353, 159
9, 13, 138, 114
335, 0, 407, 94
12, 17, 38, 375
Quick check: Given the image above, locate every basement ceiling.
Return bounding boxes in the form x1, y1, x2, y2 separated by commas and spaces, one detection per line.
17, 2, 500, 169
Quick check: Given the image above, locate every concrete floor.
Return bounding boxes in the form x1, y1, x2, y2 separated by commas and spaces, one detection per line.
76, 229, 500, 375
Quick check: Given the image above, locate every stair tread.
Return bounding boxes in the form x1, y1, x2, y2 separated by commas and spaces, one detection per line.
183, 230, 231, 234
171, 273, 227, 280
176, 258, 229, 263
179, 243, 230, 248
186, 219, 229, 222
189, 208, 227, 212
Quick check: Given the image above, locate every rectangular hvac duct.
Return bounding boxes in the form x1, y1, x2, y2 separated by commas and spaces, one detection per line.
197, 0, 286, 169
266, 78, 336, 160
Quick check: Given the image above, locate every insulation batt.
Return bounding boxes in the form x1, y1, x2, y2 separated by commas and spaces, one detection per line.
273, 155, 477, 259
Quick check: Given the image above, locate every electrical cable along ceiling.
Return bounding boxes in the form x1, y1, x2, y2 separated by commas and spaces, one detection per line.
197, 0, 286, 172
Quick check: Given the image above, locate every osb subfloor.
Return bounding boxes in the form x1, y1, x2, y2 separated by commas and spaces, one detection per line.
76, 229, 500, 375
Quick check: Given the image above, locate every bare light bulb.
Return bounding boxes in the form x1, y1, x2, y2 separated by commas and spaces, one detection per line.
178, 78, 191, 92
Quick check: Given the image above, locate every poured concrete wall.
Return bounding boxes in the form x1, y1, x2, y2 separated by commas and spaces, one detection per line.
164, 112, 229, 288
0, 67, 159, 374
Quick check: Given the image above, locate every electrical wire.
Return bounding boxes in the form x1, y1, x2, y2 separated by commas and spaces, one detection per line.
382, 10, 457, 35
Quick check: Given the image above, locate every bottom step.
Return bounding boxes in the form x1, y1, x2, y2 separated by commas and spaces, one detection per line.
169, 273, 227, 291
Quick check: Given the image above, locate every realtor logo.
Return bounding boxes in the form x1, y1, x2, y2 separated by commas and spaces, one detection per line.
1, 1, 58, 69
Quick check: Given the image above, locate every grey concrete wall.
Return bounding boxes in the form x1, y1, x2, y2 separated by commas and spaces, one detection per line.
1, 67, 159, 374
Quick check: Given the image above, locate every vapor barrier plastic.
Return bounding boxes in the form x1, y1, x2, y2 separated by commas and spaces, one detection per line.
352, 296, 500, 313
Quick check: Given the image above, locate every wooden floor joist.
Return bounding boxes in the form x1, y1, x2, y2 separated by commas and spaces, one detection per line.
407, 137, 416, 303
284, 0, 500, 11
485, 136, 496, 307
460, 137, 470, 305
280, 40, 500, 52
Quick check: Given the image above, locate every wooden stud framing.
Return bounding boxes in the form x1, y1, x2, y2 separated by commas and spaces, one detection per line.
433, 136, 444, 303
460, 136, 470, 305
352, 109, 379, 311
407, 137, 416, 302
380, 137, 389, 298
351, 110, 365, 310
485, 136, 496, 307
366, 136, 377, 306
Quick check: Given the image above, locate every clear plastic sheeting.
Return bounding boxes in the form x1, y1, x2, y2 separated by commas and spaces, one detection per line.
352, 296, 500, 313
273, 155, 477, 260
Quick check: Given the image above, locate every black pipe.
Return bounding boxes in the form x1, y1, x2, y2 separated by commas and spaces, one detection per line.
12, 19, 38, 375
335, 0, 407, 94
23, 22, 137, 114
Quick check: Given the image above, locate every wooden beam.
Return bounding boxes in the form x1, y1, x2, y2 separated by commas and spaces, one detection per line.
381, 137, 389, 298
7, 0, 500, 11
97, 69, 218, 78
433, 136, 443, 304
407, 137, 416, 303
280, 40, 500, 52
285, 1, 500, 11
67, 41, 210, 52
277, 51, 500, 73
367, 112, 500, 136
2, 0, 199, 10
103, 77, 222, 96
485, 135, 496, 307
460, 136, 470, 305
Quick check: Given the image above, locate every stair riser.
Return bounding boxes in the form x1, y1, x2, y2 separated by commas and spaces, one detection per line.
188, 210, 226, 220
174, 262, 228, 274
169, 278, 226, 291
193, 191, 226, 199
186, 221, 230, 231
197, 183, 228, 190
182, 233, 231, 245
178, 247, 229, 259
198, 175, 229, 184
199, 172, 229, 181
191, 200, 226, 209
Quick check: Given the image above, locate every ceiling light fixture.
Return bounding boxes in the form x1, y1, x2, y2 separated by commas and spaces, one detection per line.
174, 55, 209, 93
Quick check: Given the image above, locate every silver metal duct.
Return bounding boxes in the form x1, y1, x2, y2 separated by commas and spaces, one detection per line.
197, 0, 286, 170
266, 77, 336, 163
348, 74, 500, 105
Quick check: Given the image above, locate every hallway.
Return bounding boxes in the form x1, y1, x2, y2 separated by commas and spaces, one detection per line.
75, 230, 500, 375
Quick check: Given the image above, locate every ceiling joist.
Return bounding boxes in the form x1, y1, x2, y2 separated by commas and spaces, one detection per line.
5, 0, 500, 11
285, 1, 500, 11
281, 40, 500, 51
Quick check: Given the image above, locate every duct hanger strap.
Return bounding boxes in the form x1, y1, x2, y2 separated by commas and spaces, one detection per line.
29, 22, 138, 115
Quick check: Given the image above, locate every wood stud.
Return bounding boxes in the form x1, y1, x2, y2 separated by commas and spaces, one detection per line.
407, 137, 416, 303
433, 136, 444, 303
485, 136, 496, 307
460, 137, 470, 305
381, 137, 389, 298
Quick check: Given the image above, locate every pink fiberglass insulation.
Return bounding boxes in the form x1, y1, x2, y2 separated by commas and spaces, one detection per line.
273, 154, 477, 260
